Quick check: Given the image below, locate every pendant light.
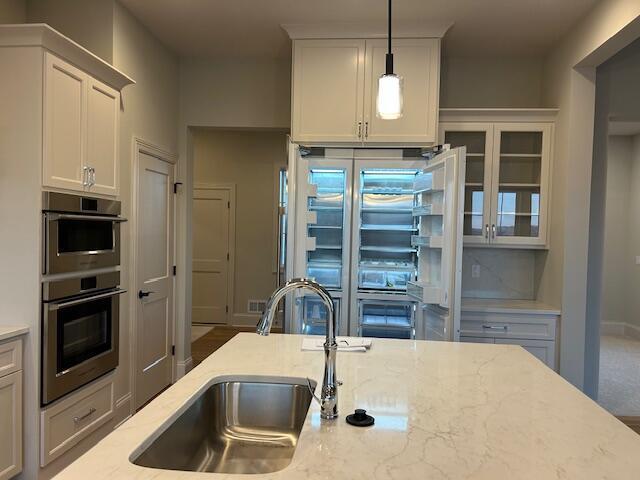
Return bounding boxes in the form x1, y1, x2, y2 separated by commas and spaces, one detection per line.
376, 0, 403, 120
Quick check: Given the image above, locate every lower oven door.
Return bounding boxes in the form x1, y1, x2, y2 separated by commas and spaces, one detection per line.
45, 213, 125, 274
42, 289, 124, 405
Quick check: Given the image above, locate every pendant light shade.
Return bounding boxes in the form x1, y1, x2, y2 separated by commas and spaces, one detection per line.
376, 0, 403, 120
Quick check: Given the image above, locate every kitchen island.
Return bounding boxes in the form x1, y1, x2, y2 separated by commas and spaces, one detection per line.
58, 333, 640, 479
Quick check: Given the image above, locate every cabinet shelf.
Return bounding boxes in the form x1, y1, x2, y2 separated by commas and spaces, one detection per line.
465, 182, 483, 187
498, 183, 540, 188
500, 153, 541, 158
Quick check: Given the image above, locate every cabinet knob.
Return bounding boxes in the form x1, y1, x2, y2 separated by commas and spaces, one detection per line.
357, 122, 362, 139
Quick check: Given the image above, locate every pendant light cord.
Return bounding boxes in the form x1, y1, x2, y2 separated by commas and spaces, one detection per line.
385, 0, 394, 75
388, 0, 392, 55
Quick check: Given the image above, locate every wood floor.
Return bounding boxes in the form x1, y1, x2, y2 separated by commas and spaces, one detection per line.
191, 325, 282, 367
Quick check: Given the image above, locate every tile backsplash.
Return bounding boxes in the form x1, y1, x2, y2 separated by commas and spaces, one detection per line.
462, 248, 536, 299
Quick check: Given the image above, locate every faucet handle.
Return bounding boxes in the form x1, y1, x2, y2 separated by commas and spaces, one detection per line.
306, 377, 322, 407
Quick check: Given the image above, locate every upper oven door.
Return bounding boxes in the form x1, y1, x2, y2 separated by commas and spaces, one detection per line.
45, 213, 124, 274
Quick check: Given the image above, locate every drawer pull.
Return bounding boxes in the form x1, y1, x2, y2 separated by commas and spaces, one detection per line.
74, 407, 96, 424
482, 324, 508, 331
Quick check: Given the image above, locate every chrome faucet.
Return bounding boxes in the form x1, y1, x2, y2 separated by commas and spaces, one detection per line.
257, 278, 338, 420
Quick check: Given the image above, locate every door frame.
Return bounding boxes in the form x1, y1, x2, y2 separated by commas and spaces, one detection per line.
192, 183, 236, 325
130, 138, 177, 411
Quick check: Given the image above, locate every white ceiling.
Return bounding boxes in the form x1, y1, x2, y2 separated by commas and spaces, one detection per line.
120, 0, 599, 58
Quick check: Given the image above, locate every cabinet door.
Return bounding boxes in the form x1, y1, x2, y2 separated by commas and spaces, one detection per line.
439, 123, 494, 244
87, 77, 119, 196
43, 53, 87, 192
0, 371, 22, 480
489, 123, 552, 246
363, 38, 440, 144
495, 338, 556, 369
292, 39, 366, 143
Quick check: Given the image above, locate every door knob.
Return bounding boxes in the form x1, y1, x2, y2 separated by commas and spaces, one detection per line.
138, 290, 154, 299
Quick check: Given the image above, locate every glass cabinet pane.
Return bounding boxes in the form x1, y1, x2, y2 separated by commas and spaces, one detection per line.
444, 131, 487, 237
496, 131, 542, 238
307, 169, 345, 289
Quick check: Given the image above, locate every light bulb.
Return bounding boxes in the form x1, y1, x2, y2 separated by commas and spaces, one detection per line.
376, 73, 403, 120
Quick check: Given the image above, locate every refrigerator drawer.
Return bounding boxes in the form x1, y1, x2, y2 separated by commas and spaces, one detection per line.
306, 264, 341, 289
358, 300, 415, 339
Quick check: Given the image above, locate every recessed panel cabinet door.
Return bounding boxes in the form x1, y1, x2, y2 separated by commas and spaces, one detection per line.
292, 39, 366, 143
363, 38, 440, 144
43, 52, 87, 192
0, 371, 22, 480
87, 78, 119, 196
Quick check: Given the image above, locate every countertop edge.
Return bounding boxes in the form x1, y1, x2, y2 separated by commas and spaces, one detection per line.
0, 325, 30, 342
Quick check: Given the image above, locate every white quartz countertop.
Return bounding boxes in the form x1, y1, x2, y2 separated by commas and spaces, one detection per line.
0, 325, 29, 342
462, 298, 561, 315
58, 333, 640, 479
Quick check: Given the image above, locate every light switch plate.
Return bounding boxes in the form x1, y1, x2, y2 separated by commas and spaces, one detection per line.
471, 264, 481, 278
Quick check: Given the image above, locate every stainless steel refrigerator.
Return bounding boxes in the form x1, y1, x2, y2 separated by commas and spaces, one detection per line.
285, 142, 466, 341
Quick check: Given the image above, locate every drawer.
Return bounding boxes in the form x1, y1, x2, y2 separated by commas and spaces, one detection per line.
460, 312, 557, 341
0, 339, 22, 378
40, 374, 114, 466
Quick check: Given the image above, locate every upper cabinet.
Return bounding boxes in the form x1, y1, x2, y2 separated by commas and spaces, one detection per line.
439, 110, 556, 248
44, 52, 121, 196
291, 38, 440, 145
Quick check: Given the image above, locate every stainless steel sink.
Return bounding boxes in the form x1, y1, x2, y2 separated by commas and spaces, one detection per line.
132, 376, 316, 474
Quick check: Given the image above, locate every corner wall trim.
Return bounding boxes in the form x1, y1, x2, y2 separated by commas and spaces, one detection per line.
177, 356, 193, 378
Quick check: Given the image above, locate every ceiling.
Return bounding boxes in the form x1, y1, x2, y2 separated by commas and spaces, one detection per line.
120, 0, 599, 59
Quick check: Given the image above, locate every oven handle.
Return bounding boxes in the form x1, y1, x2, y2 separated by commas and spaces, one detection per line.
49, 289, 127, 310
46, 213, 127, 223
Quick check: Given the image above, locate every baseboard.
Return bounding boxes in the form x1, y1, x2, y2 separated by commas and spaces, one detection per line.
601, 321, 640, 340
177, 356, 193, 377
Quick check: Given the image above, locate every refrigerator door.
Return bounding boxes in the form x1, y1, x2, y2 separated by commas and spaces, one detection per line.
290, 148, 353, 335
407, 147, 466, 342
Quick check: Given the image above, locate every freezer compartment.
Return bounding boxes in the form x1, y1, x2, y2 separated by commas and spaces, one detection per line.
358, 300, 415, 339
296, 295, 340, 336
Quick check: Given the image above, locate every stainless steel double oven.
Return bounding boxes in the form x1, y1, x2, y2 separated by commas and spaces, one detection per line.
41, 192, 126, 405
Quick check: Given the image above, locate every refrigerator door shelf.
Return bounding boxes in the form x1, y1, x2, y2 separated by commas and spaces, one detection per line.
407, 281, 443, 304
411, 235, 444, 249
412, 204, 444, 216
414, 169, 445, 194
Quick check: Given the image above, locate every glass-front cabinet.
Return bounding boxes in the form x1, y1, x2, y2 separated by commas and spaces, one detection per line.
440, 121, 552, 248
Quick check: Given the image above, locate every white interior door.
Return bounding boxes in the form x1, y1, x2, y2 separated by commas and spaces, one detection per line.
192, 187, 231, 325
135, 152, 174, 409
407, 147, 466, 341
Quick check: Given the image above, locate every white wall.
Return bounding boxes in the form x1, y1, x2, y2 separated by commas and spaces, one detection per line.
539, 0, 640, 394
601, 136, 632, 325
176, 56, 291, 365
440, 56, 543, 108
0, 0, 26, 23
625, 135, 640, 328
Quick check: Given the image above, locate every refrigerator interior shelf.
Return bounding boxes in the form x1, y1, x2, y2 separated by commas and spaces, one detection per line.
314, 244, 342, 250
361, 207, 413, 213
406, 281, 442, 303
360, 319, 413, 329
361, 188, 414, 195
360, 246, 417, 253
412, 205, 443, 216
411, 235, 444, 249
308, 225, 342, 230
360, 224, 418, 232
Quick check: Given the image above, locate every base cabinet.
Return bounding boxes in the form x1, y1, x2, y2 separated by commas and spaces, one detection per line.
460, 309, 558, 370
0, 338, 23, 480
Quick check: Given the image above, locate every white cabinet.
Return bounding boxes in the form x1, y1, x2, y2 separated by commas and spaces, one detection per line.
292, 38, 440, 145
44, 52, 120, 196
459, 308, 558, 370
0, 338, 23, 480
292, 39, 366, 143
439, 116, 554, 248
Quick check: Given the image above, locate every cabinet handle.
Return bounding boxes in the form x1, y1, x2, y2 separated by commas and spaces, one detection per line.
82, 166, 90, 187
74, 407, 96, 423
357, 122, 362, 139
90, 167, 96, 187
491, 224, 496, 239
484, 224, 489, 238
364, 121, 369, 138
482, 324, 508, 331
